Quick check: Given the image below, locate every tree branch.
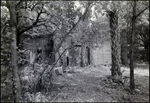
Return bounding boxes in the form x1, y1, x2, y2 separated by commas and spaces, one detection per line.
54, 2, 92, 55
19, 22, 45, 34
135, 6, 149, 19
18, 4, 45, 35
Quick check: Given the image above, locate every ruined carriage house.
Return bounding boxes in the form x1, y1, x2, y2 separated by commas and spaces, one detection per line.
21, 32, 111, 67
19, 8, 111, 68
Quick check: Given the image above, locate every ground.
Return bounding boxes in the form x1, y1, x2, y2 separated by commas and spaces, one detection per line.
20, 62, 149, 102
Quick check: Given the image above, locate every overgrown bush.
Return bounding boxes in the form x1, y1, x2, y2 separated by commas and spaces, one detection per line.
134, 47, 149, 62
20, 63, 54, 97
1, 66, 14, 102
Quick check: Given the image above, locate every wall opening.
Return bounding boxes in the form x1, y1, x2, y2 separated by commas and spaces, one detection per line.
45, 39, 55, 63
86, 47, 90, 65
67, 57, 69, 66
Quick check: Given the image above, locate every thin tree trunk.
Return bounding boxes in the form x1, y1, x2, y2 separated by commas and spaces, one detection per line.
108, 10, 122, 76
11, 27, 21, 102
6, 1, 21, 102
130, 0, 136, 91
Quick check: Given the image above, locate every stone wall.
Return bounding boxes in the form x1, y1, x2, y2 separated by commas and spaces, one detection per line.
22, 32, 111, 66
92, 41, 111, 66
22, 36, 54, 64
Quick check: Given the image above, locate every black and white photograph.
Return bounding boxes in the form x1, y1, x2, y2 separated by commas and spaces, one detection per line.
1, 0, 149, 102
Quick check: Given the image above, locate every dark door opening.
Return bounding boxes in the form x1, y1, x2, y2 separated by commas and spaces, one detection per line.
48, 39, 54, 60
86, 47, 90, 65
67, 57, 69, 66
49, 39, 54, 57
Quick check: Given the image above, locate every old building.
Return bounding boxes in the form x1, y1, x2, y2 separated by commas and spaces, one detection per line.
21, 31, 111, 67
19, 6, 111, 67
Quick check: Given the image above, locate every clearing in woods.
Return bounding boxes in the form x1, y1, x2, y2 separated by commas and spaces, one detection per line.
23, 62, 149, 102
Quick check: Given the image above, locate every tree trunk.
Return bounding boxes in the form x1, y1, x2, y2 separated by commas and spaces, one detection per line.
11, 27, 21, 102
6, 1, 21, 102
130, 0, 136, 90
108, 10, 122, 76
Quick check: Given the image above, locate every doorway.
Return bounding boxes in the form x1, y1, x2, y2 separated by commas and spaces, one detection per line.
67, 57, 69, 66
